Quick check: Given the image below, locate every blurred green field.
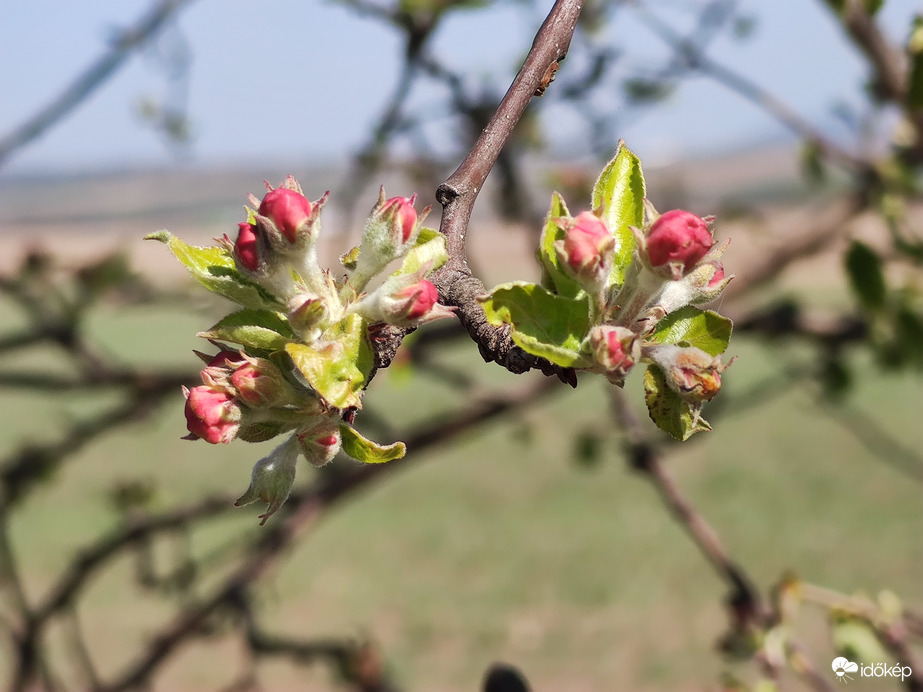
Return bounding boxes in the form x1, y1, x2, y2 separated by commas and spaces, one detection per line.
1, 298, 921, 691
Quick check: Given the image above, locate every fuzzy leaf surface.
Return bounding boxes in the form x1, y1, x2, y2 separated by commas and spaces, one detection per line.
394, 227, 448, 277
285, 314, 373, 409
592, 141, 646, 286
643, 366, 711, 441
480, 282, 592, 367
339, 424, 406, 463
146, 231, 283, 310
649, 307, 733, 356
537, 192, 583, 299
199, 309, 296, 352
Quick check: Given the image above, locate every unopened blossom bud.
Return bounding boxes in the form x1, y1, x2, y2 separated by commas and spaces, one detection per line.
207, 350, 246, 369
259, 187, 312, 244
349, 189, 429, 290
235, 437, 299, 525
645, 344, 729, 403
198, 349, 246, 389
555, 211, 614, 292
234, 222, 260, 273
644, 210, 713, 279
377, 195, 419, 245
183, 385, 241, 444
288, 294, 332, 343
588, 325, 639, 384
231, 358, 289, 408
297, 418, 342, 467
353, 276, 455, 327
397, 279, 438, 321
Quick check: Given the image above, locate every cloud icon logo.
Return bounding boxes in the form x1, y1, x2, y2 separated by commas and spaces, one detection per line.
832, 657, 859, 683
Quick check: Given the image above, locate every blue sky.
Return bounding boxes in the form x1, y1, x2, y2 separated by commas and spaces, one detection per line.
0, 0, 919, 175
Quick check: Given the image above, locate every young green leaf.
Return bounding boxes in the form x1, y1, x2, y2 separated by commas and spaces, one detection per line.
285, 314, 373, 409
648, 306, 733, 356
146, 230, 283, 310
480, 282, 592, 367
394, 227, 448, 277
643, 366, 711, 441
339, 424, 406, 463
592, 141, 646, 285
198, 309, 296, 352
537, 192, 584, 298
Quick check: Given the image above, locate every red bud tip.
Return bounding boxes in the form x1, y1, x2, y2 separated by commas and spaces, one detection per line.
646, 210, 713, 269
234, 222, 259, 272
184, 386, 240, 444
259, 188, 312, 243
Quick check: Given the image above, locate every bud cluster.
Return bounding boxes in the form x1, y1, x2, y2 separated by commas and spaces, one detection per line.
154, 178, 455, 523
548, 199, 734, 429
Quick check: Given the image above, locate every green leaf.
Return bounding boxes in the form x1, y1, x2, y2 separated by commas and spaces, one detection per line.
146, 230, 283, 310
480, 282, 592, 367
649, 307, 733, 356
643, 366, 711, 441
537, 192, 584, 299
845, 240, 887, 311
284, 314, 373, 409
394, 227, 448, 277
592, 141, 646, 286
339, 423, 406, 463
198, 309, 296, 352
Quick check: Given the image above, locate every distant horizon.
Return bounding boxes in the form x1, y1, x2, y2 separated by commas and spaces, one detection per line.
1, 130, 801, 183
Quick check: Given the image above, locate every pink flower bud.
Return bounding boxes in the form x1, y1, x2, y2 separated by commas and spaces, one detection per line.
234, 222, 260, 273
297, 419, 342, 467
379, 195, 418, 244
231, 360, 288, 408
356, 276, 455, 327
259, 188, 312, 244
207, 350, 246, 369
588, 325, 639, 384
645, 210, 713, 275
556, 212, 614, 291
183, 385, 240, 444
397, 279, 438, 321
348, 189, 430, 290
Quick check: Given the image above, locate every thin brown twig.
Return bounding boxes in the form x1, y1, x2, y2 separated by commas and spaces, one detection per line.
56, 376, 560, 692
608, 388, 766, 622
427, 0, 584, 383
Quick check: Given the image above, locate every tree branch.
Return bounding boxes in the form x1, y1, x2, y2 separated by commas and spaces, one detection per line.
426, 0, 583, 383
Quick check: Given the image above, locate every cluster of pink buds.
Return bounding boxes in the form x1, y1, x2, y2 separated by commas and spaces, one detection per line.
547, 199, 734, 431
182, 349, 319, 446
153, 176, 455, 522
555, 212, 615, 293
